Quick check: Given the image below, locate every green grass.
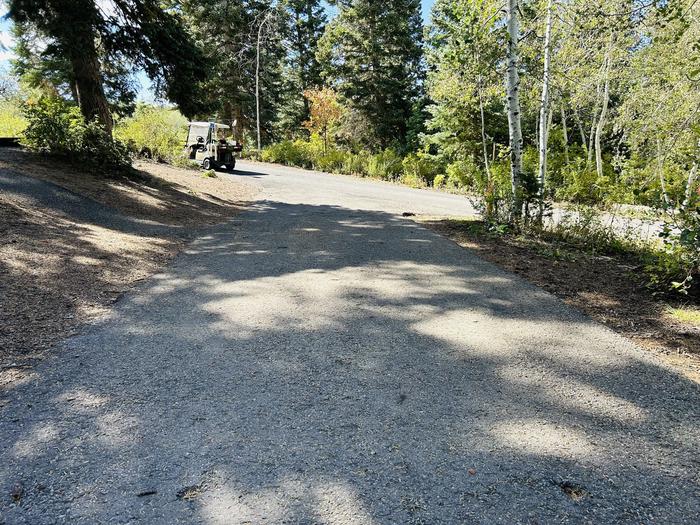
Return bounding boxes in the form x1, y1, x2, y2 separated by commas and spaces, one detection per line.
666, 307, 700, 327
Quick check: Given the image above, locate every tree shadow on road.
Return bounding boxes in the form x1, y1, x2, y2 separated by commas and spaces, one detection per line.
1, 201, 699, 524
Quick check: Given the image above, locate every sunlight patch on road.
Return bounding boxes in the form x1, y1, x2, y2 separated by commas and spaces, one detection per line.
490, 420, 595, 459
497, 367, 648, 423
11, 423, 59, 459
199, 477, 376, 525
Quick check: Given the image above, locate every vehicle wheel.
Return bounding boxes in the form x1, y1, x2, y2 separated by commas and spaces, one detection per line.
202, 158, 211, 170
228, 160, 236, 173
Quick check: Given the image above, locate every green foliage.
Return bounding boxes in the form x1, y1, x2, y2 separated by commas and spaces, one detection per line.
183, 0, 286, 144
22, 97, 130, 171
367, 149, 403, 180
342, 153, 369, 176
318, 0, 424, 149
8, 0, 211, 131
261, 140, 313, 168
399, 172, 426, 188
0, 99, 26, 136
114, 105, 187, 162
401, 153, 443, 186
276, 0, 327, 135
314, 149, 347, 173
649, 205, 700, 294
433, 173, 446, 188
445, 158, 481, 189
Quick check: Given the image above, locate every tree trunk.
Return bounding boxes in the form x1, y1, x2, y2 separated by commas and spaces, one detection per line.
537, 0, 553, 215
506, 0, 523, 221
256, 19, 263, 151
657, 138, 671, 207
683, 139, 700, 208
69, 44, 112, 135
477, 78, 491, 182
594, 35, 613, 180
573, 108, 587, 154
561, 106, 570, 165
478, 80, 493, 218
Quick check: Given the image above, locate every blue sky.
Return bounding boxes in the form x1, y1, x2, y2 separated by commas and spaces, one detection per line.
0, 1, 436, 98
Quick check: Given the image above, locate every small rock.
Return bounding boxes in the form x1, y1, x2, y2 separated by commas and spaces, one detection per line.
11, 482, 23, 503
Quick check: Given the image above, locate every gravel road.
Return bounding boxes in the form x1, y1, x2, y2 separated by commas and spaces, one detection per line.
1, 160, 698, 524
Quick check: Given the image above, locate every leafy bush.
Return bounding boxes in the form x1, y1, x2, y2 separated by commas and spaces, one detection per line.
114, 105, 187, 162
367, 149, 402, 180
433, 173, 446, 188
0, 99, 26, 136
446, 158, 481, 189
399, 172, 426, 188
342, 152, 368, 176
648, 205, 700, 294
22, 97, 130, 171
261, 140, 313, 168
556, 159, 602, 204
401, 152, 442, 186
313, 149, 347, 173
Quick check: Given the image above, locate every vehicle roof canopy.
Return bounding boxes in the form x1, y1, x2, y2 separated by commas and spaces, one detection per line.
188, 122, 230, 129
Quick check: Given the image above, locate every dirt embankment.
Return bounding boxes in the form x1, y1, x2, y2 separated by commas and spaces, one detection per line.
0, 149, 255, 384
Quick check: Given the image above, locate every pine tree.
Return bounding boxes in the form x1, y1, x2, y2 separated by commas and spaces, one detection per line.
182, 0, 287, 143
7, 0, 211, 134
318, 0, 423, 150
276, 0, 327, 136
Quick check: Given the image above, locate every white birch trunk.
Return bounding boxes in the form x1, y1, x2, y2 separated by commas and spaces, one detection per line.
537, 0, 553, 199
594, 35, 613, 179
561, 106, 570, 165
683, 139, 700, 208
506, 0, 524, 220
683, 161, 698, 209
478, 82, 491, 182
657, 138, 671, 207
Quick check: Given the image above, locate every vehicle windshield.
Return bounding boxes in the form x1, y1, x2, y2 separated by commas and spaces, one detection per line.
215, 128, 231, 141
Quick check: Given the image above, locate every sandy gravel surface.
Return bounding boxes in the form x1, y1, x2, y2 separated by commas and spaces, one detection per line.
1, 160, 698, 523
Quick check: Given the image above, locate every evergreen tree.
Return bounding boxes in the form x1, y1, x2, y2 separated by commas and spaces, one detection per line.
7, 0, 211, 133
12, 21, 137, 118
182, 0, 287, 143
318, 0, 423, 150
276, 0, 327, 136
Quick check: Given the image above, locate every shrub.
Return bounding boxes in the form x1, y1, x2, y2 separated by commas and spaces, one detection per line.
400, 172, 426, 188
261, 140, 313, 168
401, 153, 442, 186
433, 174, 446, 188
648, 205, 700, 294
367, 149, 402, 180
114, 105, 187, 162
313, 149, 347, 173
0, 99, 26, 136
22, 97, 130, 171
446, 158, 481, 189
556, 159, 602, 204
342, 152, 369, 176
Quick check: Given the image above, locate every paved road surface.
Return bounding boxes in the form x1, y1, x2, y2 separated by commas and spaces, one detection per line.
1, 161, 699, 524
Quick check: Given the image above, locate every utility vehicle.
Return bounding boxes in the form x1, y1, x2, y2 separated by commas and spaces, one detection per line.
185, 122, 243, 172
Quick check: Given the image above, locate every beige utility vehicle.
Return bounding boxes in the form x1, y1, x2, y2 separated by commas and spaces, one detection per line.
185, 121, 242, 172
